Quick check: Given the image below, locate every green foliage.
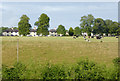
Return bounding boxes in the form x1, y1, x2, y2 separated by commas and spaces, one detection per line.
68, 27, 74, 36
13, 27, 18, 29
93, 18, 105, 35
104, 19, 112, 35
0, 27, 9, 36
113, 57, 120, 67
80, 14, 119, 36
57, 25, 66, 36
2, 58, 119, 80
41, 63, 67, 79
35, 13, 50, 35
116, 27, 120, 35
18, 14, 31, 36
113, 57, 120, 80
74, 27, 81, 36
74, 59, 106, 80
2, 62, 26, 79
80, 14, 94, 34
110, 22, 119, 35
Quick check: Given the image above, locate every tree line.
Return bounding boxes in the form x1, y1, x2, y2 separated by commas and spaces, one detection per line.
0, 13, 120, 36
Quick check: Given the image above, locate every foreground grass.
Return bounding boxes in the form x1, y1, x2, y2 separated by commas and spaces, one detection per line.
2, 36, 118, 67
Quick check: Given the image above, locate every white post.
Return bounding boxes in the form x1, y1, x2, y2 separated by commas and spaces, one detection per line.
17, 38, 19, 63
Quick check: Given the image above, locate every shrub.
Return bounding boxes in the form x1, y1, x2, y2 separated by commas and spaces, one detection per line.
41, 63, 67, 79
113, 57, 120, 67
113, 57, 120, 80
2, 62, 26, 80
2, 58, 120, 80
74, 59, 106, 80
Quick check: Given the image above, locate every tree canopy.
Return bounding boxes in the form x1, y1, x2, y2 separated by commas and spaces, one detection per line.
18, 15, 31, 36
93, 18, 105, 35
80, 14, 94, 34
57, 25, 66, 35
35, 13, 50, 35
69, 27, 74, 36
74, 27, 81, 36
80, 14, 119, 36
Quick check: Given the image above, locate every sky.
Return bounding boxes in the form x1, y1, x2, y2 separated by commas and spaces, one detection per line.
1, 2, 118, 30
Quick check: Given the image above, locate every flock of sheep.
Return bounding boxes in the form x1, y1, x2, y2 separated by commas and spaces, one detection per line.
73, 36, 103, 42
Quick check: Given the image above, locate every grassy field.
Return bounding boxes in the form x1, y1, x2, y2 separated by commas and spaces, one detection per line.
2, 36, 118, 68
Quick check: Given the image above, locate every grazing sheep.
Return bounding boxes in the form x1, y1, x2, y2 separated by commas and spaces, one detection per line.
91, 36, 94, 38
73, 37, 76, 39
76, 36, 79, 38
96, 36, 102, 39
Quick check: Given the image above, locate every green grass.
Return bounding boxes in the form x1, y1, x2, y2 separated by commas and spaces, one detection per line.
2, 36, 118, 68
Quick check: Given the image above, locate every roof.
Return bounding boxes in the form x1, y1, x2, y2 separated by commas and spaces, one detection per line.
30, 29, 37, 32
3, 28, 57, 32
3, 29, 18, 32
49, 29, 56, 32
3, 28, 37, 32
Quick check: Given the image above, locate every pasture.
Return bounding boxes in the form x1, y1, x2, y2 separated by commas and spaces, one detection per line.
2, 36, 118, 68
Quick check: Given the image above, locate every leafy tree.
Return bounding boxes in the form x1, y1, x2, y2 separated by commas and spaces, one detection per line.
74, 27, 81, 36
104, 19, 113, 36
0, 27, 9, 36
57, 25, 66, 36
35, 13, 50, 35
13, 27, 18, 29
18, 15, 31, 36
80, 14, 94, 35
68, 27, 74, 36
116, 27, 120, 35
109, 21, 119, 35
93, 18, 105, 35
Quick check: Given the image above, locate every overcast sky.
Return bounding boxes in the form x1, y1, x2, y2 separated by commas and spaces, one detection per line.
1, 2, 118, 29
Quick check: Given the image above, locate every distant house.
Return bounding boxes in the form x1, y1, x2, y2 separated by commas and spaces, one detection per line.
49, 28, 57, 36
2, 27, 69, 36
29, 27, 37, 36
2, 28, 19, 36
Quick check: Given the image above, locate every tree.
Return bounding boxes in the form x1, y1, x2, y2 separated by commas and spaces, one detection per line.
57, 25, 66, 36
0, 27, 9, 36
109, 21, 119, 35
35, 13, 50, 36
18, 15, 31, 36
74, 27, 81, 36
68, 27, 74, 36
104, 19, 113, 36
93, 18, 105, 35
13, 27, 18, 29
80, 14, 94, 36
117, 27, 120, 36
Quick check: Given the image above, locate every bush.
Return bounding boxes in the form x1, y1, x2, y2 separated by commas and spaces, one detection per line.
113, 57, 120, 67
113, 57, 120, 80
74, 59, 106, 80
2, 62, 26, 80
2, 58, 119, 80
41, 63, 67, 79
